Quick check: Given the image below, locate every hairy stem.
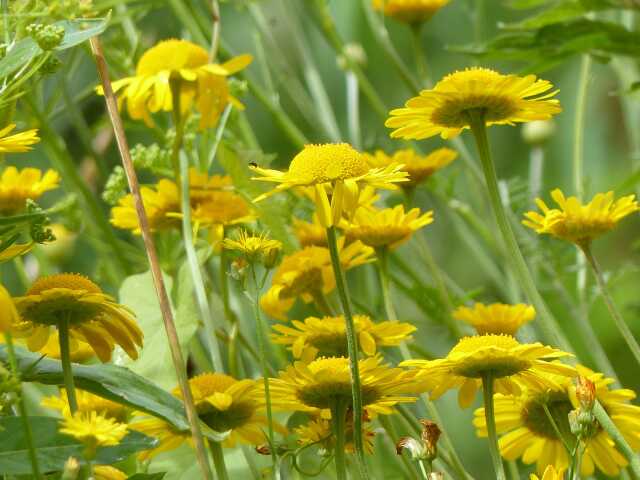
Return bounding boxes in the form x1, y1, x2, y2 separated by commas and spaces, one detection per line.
58, 316, 78, 413
331, 398, 348, 480
482, 374, 506, 480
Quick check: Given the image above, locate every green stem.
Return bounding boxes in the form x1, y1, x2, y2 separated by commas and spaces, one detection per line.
5, 333, 42, 480
410, 25, 429, 86
331, 398, 348, 480
250, 265, 278, 478
542, 404, 572, 454
418, 461, 429, 480
569, 441, 582, 480
593, 400, 640, 477
573, 55, 591, 200
481, 374, 506, 480
581, 244, 640, 366
209, 441, 230, 480
325, 226, 369, 480
377, 247, 398, 321
466, 109, 572, 353
58, 317, 78, 413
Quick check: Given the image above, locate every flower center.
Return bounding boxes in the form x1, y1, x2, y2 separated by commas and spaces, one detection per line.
198, 401, 255, 432
431, 98, 519, 128
279, 268, 324, 299
28, 273, 102, 295
288, 144, 369, 185
297, 381, 380, 410
308, 332, 349, 357
522, 391, 577, 446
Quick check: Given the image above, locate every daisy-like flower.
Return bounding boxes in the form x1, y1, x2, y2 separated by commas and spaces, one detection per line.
0, 167, 60, 214
522, 189, 639, 247
293, 215, 328, 247
371, 0, 451, 24
342, 205, 433, 250
272, 314, 416, 361
401, 335, 575, 408
104, 39, 252, 129
473, 365, 640, 477
453, 302, 535, 336
0, 124, 39, 153
364, 148, 457, 188
251, 143, 407, 228
295, 415, 376, 454
190, 190, 255, 235
260, 240, 374, 320
222, 229, 282, 266
110, 179, 180, 234
271, 315, 416, 361
530, 466, 565, 480
269, 355, 428, 416
37, 332, 96, 362
133, 372, 282, 458
42, 389, 128, 422
59, 411, 128, 448
386, 68, 561, 140
12, 273, 143, 362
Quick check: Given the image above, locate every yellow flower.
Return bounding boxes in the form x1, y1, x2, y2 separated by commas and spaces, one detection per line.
342, 205, 433, 250
36, 331, 97, 362
372, 0, 451, 24
251, 143, 407, 227
105, 39, 252, 129
530, 466, 565, 480
12, 273, 143, 362
473, 365, 640, 477
0, 285, 18, 332
188, 170, 233, 204
386, 68, 561, 140
94, 466, 127, 480
293, 215, 328, 247
295, 416, 376, 454
221, 229, 282, 264
59, 411, 128, 448
133, 372, 283, 457
0, 124, 39, 153
272, 314, 416, 361
0, 167, 60, 214
0, 243, 34, 263
190, 191, 255, 230
364, 148, 457, 188
42, 389, 128, 422
110, 179, 180, 234
260, 240, 374, 320
269, 355, 428, 416
522, 189, 639, 247
453, 302, 535, 336
401, 335, 575, 408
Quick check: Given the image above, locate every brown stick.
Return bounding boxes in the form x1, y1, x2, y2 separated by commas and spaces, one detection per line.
88, 36, 214, 480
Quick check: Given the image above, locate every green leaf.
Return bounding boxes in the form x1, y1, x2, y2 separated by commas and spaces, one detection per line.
55, 16, 110, 50
119, 270, 196, 391
0, 38, 40, 79
128, 474, 167, 480
0, 345, 191, 432
0, 416, 155, 475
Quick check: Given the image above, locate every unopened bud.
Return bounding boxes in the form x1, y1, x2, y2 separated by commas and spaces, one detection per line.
255, 444, 271, 455
522, 120, 556, 145
569, 408, 597, 439
27, 24, 65, 50
337, 43, 367, 70
420, 420, 441, 461
575, 376, 596, 412
61, 457, 80, 480
396, 436, 426, 459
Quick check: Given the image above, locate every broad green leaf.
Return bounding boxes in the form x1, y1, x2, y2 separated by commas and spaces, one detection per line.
0, 38, 40, 79
0, 345, 190, 431
0, 416, 154, 475
128, 474, 167, 480
120, 270, 196, 391
55, 17, 110, 50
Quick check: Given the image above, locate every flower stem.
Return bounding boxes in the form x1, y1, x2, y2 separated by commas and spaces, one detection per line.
325, 226, 369, 480
593, 400, 640, 477
581, 244, 640, 366
466, 110, 572, 353
58, 316, 78, 413
209, 441, 230, 480
249, 265, 278, 478
5, 333, 42, 480
376, 247, 398, 321
331, 398, 348, 480
410, 24, 429, 86
481, 373, 506, 480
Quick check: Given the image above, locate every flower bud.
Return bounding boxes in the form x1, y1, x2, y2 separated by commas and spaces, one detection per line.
61, 457, 80, 480
575, 376, 596, 412
420, 420, 441, 461
522, 120, 556, 145
27, 24, 65, 50
396, 436, 426, 459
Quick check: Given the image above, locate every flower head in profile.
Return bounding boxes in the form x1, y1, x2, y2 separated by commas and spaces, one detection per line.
0, 124, 39, 153
473, 365, 640, 477
530, 466, 565, 480
103, 39, 252, 129
251, 143, 407, 227
110, 179, 180, 234
293, 215, 328, 247
260, 240, 374, 320
453, 302, 535, 336
59, 411, 128, 448
295, 415, 376, 454
269, 355, 428, 416
190, 191, 255, 233
42, 389, 128, 422
37, 331, 96, 362
523, 189, 639, 247
386, 68, 561, 140
0, 167, 60, 214
0, 285, 18, 332
12, 273, 143, 362
272, 314, 416, 361
372, 0, 451, 24
222, 229, 282, 265
401, 335, 575, 408
343, 205, 433, 250
364, 148, 457, 188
